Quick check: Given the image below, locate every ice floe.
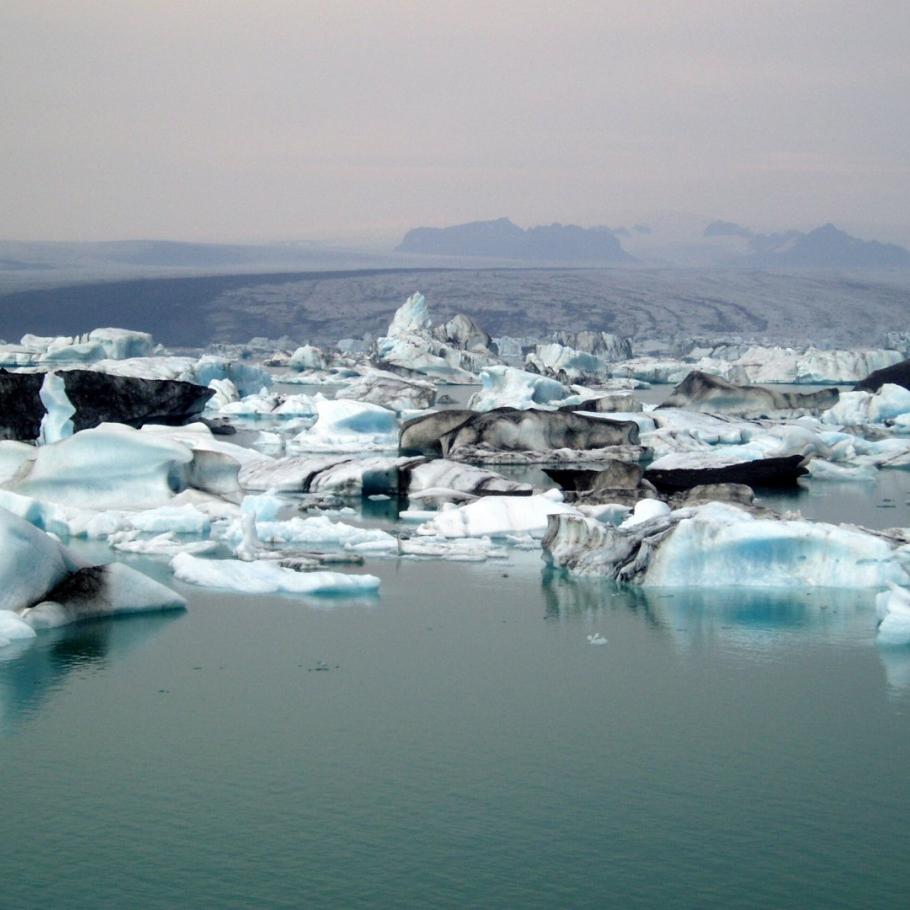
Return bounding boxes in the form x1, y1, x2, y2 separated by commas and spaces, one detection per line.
171, 552, 380, 596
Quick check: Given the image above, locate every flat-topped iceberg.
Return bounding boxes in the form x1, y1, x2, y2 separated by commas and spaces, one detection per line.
171, 552, 380, 597
0, 328, 155, 367
544, 501, 910, 589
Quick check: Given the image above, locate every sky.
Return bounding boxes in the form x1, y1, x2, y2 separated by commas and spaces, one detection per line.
2, 0, 909, 244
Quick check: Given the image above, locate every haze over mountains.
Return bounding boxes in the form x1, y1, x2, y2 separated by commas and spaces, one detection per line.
397, 217, 910, 269
397, 218, 635, 263
704, 221, 910, 269
2, 217, 909, 276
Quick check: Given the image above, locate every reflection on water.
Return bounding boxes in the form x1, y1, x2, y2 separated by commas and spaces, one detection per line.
878, 643, 910, 693
0, 611, 184, 733
757, 469, 910, 530
542, 568, 876, 653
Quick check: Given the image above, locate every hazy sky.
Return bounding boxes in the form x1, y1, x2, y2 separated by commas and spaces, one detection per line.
2, 1, 909, 243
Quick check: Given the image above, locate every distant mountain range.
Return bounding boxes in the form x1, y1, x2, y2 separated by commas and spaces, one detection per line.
703, 221, 910, 269
396, 218, 635, 263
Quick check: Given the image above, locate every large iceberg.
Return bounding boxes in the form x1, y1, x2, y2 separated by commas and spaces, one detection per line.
820, 384, 910, 426
658, 371, 839, 418
0, 328, 155, 368
373, 293, 499, 382
544, 501, 910, 588
0, 506, 185, 646
11, 423, 244, 510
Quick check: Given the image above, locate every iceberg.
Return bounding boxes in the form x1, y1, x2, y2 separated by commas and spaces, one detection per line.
336, 370, 436, 411
525, 343, 612, 383
14, 423, 195, 510
221, 513, 397, 552
406, 460, 532, 499
288, 397, 398, 454
21, 562, 187, 630
0, 506, 76, 613
821, 384, 910, 426
544, 501, 910, 589
373, 293, 498, 382
416, 491, 581, 540
659, 371, 839, 418
467, 366, 574, 411
37, 372, 76, 445
876, 585, 910, 646
171, 552, 381, 596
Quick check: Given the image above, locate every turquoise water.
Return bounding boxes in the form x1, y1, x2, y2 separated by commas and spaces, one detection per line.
2, 547, 910, 909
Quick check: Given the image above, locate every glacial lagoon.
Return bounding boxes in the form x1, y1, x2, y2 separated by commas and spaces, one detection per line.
2, 471, 909, 910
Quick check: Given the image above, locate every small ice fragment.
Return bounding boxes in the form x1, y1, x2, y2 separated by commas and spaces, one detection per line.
587, 633, 608, 645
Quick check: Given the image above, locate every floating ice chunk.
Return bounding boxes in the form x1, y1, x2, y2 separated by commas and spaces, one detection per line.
37, 372, 75, 445
0, 488, 129, 539
526, 343, 612, 383
288, 344, 328, 371
407, 459, 532, 498
545, 502, 910, 589
416, 493, 582, 540
0, 506, 79, 612
206, 378, 239, 410
110, 530, 220, 556
468, 366, 573, 411
239, 454, 350, 492
22, 562, 186, 630
337, 370, 436, 411
621, 499, 671, 528
806, 459, 877, 482
171, 552, 380, 596
16, 424, 194, 510
645, 503, 909, 589
234, 512, 261, 561
876, 586, 910, 646
240, 491, 293, 522
587, 633, 608, 645
221, 513, 397, 552
821, 384, 910, 426
0, 610, 37, 648
388, 292, 433, 336
215, 389, 281, 418
87, 328, 155, 360
307, 456, 422, 497
289, 397, 399, 453
129, 504, 212, 536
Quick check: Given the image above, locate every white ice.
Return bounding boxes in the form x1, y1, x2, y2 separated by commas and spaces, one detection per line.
288, 397, 398, 454
644, 502, 910, 589
876, 585, 910, 646
416, 491, 581, 540
37, 371, 75, 445
171, 552, 381, 596
467, 366, 575, 411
